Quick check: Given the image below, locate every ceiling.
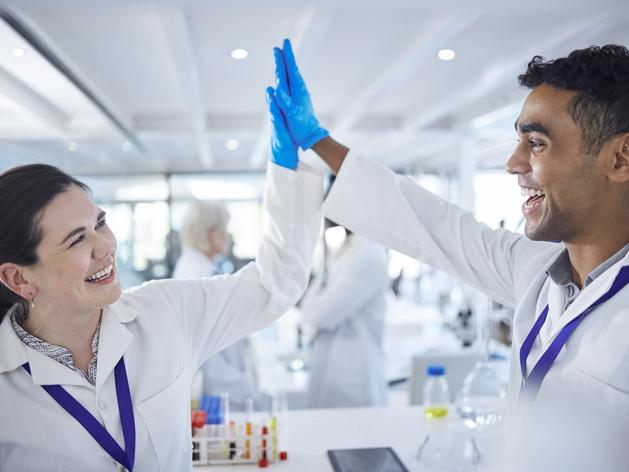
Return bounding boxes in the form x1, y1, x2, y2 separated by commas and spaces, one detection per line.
0, 0, 628, 179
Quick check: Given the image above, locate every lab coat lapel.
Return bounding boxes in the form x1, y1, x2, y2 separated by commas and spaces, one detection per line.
0, 307, 94, 387
95, 303, 136, 392
544, 256, 628, 345
0, 312, 93, 387
26, 346, 94, 387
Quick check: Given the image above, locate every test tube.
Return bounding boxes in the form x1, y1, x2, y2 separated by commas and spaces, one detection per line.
244, 397, 253, 459
220, 392, 230, 437
268, 395, 277, 461
262, 425, 270, 460
228, 420, 236, 460
271, 392, 289, 459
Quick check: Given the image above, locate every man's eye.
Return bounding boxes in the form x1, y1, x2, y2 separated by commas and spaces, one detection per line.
96, 219, 106, 229
70, 235, 84, 247
529, 139, 544, 149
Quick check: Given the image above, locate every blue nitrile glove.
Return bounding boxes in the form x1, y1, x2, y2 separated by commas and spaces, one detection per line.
273, 38, 329, 150
265, 86, 299, 170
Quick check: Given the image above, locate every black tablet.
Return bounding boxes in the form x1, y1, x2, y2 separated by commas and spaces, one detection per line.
327, 447, 409, 472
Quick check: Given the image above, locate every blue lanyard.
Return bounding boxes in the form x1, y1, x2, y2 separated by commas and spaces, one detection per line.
23, 357, 136, 471
519, 265, 629, 401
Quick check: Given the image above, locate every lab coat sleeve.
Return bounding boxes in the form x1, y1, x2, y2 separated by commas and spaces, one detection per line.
300, 245, 388, 331
322, 153, 557, 308
134, 162, 323, 372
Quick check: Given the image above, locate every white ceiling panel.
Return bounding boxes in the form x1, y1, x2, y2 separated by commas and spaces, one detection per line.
0, 0, 627, 176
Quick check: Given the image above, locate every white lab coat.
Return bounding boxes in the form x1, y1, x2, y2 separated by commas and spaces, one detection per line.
173, 247, 263, 411
322, 153, 629, 470
301, 235, 389, 408
0, 162, 323, 472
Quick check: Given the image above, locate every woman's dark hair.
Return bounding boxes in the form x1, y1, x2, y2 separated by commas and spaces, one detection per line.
0, 164, 89, 321
518, 44, 629, 155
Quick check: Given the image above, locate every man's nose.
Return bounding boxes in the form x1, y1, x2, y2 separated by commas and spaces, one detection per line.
505, 142, 532, 175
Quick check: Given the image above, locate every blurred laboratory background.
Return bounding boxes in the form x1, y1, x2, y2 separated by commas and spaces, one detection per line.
1, 0, 627, 412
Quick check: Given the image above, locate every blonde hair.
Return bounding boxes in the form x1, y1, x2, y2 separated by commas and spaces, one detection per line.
180, 202, 229, 254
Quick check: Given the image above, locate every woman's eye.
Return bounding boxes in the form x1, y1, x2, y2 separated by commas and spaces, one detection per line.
96, 219, 106, 229
69, 234, 84, 247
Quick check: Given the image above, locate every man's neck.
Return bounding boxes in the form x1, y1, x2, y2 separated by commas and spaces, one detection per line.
566, 237, 629, 289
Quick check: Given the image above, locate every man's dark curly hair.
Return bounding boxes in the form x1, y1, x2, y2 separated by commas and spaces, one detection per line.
518, 44, 629, 155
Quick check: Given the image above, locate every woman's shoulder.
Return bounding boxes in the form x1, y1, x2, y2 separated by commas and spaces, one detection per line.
115, 279, 180, 311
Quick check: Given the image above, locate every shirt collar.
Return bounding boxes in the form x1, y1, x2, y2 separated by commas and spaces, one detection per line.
0, 294, 138, 385
546, 243, 629, 287
10, 305, 101, 385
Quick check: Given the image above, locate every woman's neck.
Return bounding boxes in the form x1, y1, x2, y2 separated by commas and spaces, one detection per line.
22, 305, 101, 370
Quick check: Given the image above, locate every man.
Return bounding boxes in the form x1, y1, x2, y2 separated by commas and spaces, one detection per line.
300, 219, 389, 409
266, 40, 629, 469
174, 202, 267, 411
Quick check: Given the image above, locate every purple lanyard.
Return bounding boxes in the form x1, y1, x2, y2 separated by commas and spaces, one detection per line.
23, 357, 136, 471
519, 265, 629, 401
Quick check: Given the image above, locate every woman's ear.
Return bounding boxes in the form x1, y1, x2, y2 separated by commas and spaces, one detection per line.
0, 264, 34, 300
608, 132, 629, 183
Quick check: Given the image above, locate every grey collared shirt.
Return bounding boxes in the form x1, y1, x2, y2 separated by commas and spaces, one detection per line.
10, 303, 100, 385
545, 243, 629, 315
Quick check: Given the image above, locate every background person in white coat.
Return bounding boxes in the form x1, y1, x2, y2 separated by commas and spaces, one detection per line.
266, 40, 629, 470
0, 102, 323, 472
173, 201, 269, 411
301, 218, 389, 408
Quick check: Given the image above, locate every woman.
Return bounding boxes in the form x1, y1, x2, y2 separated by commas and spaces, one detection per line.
300, 222, 389, 408
0, 150, 322, 470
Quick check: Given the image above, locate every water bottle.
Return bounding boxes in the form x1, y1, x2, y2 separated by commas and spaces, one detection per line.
424, 365, 450, 419
418, 365, 480, 469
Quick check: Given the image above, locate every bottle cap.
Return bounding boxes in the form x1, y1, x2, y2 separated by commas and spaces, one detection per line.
279, 451, 288, 460
427, 365, 445, 376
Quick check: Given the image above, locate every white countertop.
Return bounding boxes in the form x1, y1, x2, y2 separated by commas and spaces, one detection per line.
195, 406, 500, 472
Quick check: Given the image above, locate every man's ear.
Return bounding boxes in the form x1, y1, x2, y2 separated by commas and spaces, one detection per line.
608, 132, 629, 183
0, 264, 35, 300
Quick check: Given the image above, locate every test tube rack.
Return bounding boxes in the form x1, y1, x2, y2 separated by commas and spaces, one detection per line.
192, 417, 287, 467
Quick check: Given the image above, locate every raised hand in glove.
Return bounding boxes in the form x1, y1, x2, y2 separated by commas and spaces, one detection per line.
265, 86, 299, 170
272, 38, 329, 150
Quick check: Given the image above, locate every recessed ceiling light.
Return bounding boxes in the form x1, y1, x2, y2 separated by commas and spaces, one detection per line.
225, 138, 239, 151
68, 141, 77, 151
122, 140, 132, 152
10, 47, 25, 57
230, 48, 248, 60
438, 49, 456, 61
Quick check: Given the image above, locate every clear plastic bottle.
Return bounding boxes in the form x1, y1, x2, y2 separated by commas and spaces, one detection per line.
423, 365, 450, 419
418, 365, 480, 470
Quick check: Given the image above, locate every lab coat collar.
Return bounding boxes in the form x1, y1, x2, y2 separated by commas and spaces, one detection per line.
0, 298, 139, 391
0, 309, 93, 387
544, 252, 629, 344
94, 299, 137, 391
0, 309, 30, 375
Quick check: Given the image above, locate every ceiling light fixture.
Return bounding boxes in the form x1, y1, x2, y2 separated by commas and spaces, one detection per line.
68, 141, 77, 152
230, 48, 248, 60
225, 138, 239, 151
438, 49, 456, 61
10, 47, 25, 57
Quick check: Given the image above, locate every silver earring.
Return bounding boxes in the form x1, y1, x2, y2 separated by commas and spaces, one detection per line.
28, 294, 34, 310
